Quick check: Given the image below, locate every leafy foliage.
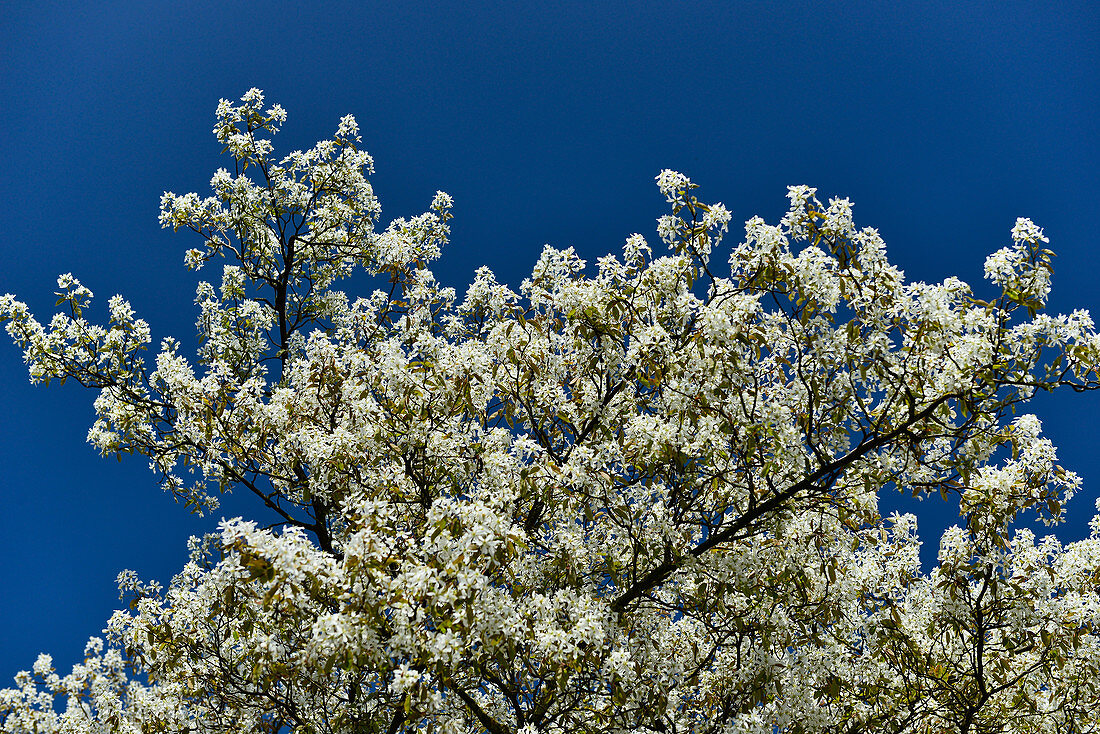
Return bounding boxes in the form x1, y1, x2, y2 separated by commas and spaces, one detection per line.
3, 90, 1100, 734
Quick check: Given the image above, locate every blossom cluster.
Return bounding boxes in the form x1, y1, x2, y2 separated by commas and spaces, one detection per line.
3, 91, 1100, 733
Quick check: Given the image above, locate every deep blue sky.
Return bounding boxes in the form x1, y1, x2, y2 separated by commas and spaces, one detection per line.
1, 1, 1097, 679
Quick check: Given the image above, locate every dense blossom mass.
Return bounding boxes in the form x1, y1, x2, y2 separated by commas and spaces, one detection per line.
2, 90, 1100, 733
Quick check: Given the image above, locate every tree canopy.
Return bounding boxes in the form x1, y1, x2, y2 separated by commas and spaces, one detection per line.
3, 90, 1100, 734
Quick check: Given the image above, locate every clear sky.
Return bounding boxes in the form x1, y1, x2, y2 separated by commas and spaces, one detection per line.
1, 1, 1098, 680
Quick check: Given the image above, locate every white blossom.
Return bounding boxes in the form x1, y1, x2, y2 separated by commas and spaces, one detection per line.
2, 91, 1099, 734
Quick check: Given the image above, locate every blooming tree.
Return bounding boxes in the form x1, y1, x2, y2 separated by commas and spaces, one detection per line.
3, 89, 1100, 734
